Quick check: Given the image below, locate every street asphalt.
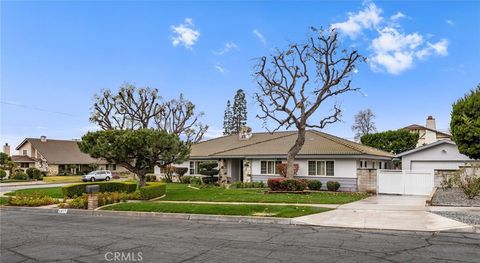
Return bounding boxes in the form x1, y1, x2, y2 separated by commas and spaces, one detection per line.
1, 209, 479, 262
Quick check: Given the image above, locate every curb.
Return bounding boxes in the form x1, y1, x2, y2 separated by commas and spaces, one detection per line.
0, 206, 294, 225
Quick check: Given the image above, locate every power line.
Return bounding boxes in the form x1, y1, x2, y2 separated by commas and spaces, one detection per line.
1, 101, 77, 117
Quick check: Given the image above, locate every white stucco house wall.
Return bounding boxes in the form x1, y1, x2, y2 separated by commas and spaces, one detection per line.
155, 129, 394, 191
396, 140, 474, 172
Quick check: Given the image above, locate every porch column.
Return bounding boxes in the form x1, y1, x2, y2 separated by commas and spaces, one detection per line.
218, 159, 228, 185
243, 159, 252, 182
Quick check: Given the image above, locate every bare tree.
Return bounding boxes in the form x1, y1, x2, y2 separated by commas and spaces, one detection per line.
352, 109, 377, 141
90, 82, 208, 143
254, 27, 364, 178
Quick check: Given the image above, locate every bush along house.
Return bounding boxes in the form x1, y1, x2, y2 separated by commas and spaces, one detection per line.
10, 136, 127, 175
155, 128, 394, 191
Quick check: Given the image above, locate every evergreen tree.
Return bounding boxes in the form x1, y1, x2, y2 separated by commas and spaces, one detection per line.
232, 89, 247, 133
223, 100, 233, 135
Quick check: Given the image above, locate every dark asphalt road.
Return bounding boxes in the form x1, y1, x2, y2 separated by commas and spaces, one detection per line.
1, 209, 479, 263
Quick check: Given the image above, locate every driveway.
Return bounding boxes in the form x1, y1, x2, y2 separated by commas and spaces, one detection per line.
294, 195, 475, 232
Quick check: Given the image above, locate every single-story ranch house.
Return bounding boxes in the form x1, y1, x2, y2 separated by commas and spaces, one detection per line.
155, 129, 394, 191
7, 136, 127, 175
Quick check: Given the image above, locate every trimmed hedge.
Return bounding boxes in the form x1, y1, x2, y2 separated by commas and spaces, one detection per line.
138, 182, 166, 200
62, 182, 137, 198
267, 178, 307, 191
307, 180, 322, 190
326, 181, 341, 192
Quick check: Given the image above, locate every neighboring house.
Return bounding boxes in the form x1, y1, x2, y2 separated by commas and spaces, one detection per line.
7, 136, 127, 175
403, 116, 451, 147
154, 129, 394, 191
396, 140, 474, 172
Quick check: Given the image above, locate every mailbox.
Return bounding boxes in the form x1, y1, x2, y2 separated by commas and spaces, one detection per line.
86, 185, 100, 194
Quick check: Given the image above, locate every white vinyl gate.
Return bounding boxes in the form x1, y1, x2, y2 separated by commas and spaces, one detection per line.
377, 170, 434, 195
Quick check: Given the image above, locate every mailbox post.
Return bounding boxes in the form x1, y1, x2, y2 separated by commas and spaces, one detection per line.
86, 185, 99, 210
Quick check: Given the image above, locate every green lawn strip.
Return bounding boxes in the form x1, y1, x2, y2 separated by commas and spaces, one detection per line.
0, 197, 8, 205
163, 183, 368, 204
5, 187, 64, 199
43, 176, 83, 183
101, 202, 331, 218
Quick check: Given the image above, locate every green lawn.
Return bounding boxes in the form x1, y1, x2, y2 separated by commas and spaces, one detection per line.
163, 183, 368, 204
43, 176, 83, 184
4, 183, 369, 204
102, 202, 330, 218
0, 197, 8, 205
5, 187, 64, 199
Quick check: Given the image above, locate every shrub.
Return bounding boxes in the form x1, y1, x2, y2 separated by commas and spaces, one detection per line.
454, 165, 480, 199
8, 193, 59, 207
145, 174, 157, 182
307, 180, 322, 191
190, 177, 203, 185
199, 162, 219, 184
62, 182, 137, 198
112, 172, 120, 179
181, 176, 193, 184
138, 182, 166, 200
275, 163, 300, 177
0, 169, 7, 180
59, 191, 139, 209
267, 178, 307, 191
230, 181, 265, 189
26, 168, 42, 180
326, 181, 341, 191
440, 174, 455, 190
176, 167, 188, 182
11, 171, 28, 181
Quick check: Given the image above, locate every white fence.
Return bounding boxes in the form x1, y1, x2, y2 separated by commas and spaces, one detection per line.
377, 170, 434, 195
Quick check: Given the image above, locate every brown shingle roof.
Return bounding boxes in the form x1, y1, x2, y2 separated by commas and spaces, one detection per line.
11, 155, 36, 163
17, 138, 107, 165
403, 124, 451, 137
191, 130, 394, 158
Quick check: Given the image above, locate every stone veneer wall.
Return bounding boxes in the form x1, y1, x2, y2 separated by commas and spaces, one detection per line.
218, 159, 228, 184
243, 160, 252, 183
357, 168, 377, 193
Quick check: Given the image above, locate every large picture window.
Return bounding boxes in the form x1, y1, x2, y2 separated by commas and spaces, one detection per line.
189, 161, 207, 175
308, 160, 334, 176
260, 160, 281, 174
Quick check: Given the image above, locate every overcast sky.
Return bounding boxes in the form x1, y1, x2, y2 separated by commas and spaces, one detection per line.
1, 0, 479, 152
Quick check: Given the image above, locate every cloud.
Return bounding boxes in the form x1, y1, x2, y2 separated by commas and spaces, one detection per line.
331, 1, 382, 38
170, 18, 200, 49
333, 2, 449, 74
214, 64, 227, 74
390, 12, 406, 21
446, 19, 454, 25
253, 29, 267, 46
213, 42, 239, 55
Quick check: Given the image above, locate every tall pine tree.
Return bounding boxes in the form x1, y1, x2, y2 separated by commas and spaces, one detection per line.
232, 89, 247, 134
223, 100, 233, 135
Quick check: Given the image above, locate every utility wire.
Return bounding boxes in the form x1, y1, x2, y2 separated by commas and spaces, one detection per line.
1, 101, 77, 117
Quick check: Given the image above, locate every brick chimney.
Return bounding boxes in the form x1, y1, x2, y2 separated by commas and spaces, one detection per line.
425, 116, 437, 144
3, 143, 10, 156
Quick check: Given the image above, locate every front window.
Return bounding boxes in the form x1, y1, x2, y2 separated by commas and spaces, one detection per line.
260, 160, 281, 174
20, 163, 29, 168
22, 150, 27, 156
308, 160, 334, 176
189, 161, 207, 175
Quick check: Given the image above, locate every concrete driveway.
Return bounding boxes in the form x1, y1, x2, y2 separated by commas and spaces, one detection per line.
293, 195, 475, 232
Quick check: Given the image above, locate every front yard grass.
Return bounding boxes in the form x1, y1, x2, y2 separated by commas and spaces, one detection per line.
42, 176, 83, 184
5, 187, 64, 199
0, 197, 8, 205
163, 183, 368, 204
101, 202, 331, 218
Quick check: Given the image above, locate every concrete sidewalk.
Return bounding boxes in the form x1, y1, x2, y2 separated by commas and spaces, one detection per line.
293, 195, 476, 232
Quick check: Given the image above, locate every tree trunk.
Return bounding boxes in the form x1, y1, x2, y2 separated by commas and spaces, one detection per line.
138, 173, 147, 188
286, 128, 306, 178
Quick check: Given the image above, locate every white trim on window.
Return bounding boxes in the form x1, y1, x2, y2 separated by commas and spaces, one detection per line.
260, 160, 281, 175
308, 160, 335, 176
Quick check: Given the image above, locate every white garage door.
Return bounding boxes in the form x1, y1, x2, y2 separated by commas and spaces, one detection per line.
378, 170, 434, 195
